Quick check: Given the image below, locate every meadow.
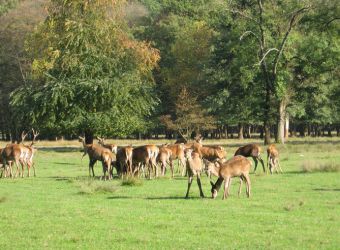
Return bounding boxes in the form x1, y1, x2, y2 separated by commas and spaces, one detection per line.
0, 138, 339, 249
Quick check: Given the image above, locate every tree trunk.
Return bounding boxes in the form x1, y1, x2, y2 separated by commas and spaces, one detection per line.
238, 123, 244, 140
284, 115, 289, 139
275, 99, 286, 144
224, 125, 228, 139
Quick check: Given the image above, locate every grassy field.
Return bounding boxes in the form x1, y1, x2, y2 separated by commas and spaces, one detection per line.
0, 138, 339, 249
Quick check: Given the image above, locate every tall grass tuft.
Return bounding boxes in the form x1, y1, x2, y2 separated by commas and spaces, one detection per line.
121, 176, 143, 186
76, 179, 118, 195
301, 161, 340, 173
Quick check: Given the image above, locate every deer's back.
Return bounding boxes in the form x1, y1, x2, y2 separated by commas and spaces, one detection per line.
219, 155, 252, 178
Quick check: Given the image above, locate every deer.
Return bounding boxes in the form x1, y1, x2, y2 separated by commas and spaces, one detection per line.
0, 130, 35, 178
157, 145, 173, 177
22, 129, 39, 177
203, 158, 221, 179
132, 145, 159, 179
210, 155, 252, 200
234, 144, 266, 173
184, 148, 204, 198
192, 142, 227, 162
163, 143, 186, 176
78, 136, 114, 180
97, 137, 118, 154
115, 145, 133, 176
267, 144, 282, 174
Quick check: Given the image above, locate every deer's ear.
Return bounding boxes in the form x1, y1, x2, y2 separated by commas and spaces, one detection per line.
210, 181, 214, 187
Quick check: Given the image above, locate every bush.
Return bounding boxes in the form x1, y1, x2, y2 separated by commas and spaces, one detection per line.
301, 161, 340, 173
76, 179, 118, 195
121, 176, 143, 186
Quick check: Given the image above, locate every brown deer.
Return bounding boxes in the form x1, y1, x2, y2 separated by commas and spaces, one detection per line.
234, 144, 265, 173
184, 149, 204, 198
210, 155, 252, 200
192, 143, 227, 162
97, 137, 118, 154
132, 145, 159, 179
267, 144, 282, 174
203, 158, 221, 179
79, 136, 114, 180
22, 129, 39, 177
116, 145, 133, 176
163, 143, 186, 176
157, 145, 173, 177
1, 131, 34, 178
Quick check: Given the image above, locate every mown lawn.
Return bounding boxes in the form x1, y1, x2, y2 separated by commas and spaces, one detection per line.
0, 139, 339, 249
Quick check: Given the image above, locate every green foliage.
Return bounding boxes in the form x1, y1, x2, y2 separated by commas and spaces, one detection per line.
10, 0, 160, 137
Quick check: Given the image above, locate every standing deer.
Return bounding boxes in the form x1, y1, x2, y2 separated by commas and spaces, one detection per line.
234, 144, 265, 173
116, 145, 133, 176
157, 145, 173, 177
192, 143, 227, 162
210, 155, 252, 200
97, 137, 118, 154
184, 149, 204, 198
164, 143, 186, 176
79, 136, 114, 180
132, 145, 159, 179
22, 129, 39, 177
267, 144, 282, 174
1, 131, 33, 178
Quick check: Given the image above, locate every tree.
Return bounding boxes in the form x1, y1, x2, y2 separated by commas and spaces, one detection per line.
160, 87, 215, 140
10, 0, 160, 143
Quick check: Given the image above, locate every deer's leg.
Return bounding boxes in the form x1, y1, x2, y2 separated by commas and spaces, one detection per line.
89, 159, 96, 177
168, 159, 173, 178
197, 173, 204, 198
244, 174, 251, 198
185, 175, 193, 198
227, 178, 233, 195
223, 177, 230, 200
258, 155, 266, 173
252, 156, 258, 173
238, 177, 243, 197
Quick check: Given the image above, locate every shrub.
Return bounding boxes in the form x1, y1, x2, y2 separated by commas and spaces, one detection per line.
77, 179, 118, 195
301, 161, 340, 173
121, 176, 143, 186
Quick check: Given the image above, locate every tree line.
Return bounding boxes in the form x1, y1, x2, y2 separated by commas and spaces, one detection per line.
0, 0, 339, 144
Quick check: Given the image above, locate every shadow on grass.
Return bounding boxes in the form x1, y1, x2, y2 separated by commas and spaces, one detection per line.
313, 188, 340, 192
53, 162, 79, 166
37, 147, 81, 153
106, 196, 205, 200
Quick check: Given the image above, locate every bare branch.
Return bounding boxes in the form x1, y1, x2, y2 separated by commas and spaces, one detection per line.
240, 30, 261, 43
255, 48, 279, 66
273, 6, 311, 75
325, 17, 340, 27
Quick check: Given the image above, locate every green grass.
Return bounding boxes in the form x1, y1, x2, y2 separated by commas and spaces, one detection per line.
0, 139, 340, 249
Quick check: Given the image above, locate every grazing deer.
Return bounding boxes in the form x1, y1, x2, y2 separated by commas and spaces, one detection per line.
210, 155, 252, 200
164, 143, 186, 176
184, 149, 204, 198
157, 145, 173, 177
234, 144, 265, 173
132, 145, 159, 179
267, 144, 282, 174
97, 137, 118, 154
116, 145, 133, 176
78, 136, 114, 180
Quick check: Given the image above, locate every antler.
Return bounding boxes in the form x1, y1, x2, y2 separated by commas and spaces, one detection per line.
30, 128, 40, 146
21, 131, 28, 144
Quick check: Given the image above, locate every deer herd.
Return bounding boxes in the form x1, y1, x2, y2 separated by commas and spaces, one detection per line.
0, 131, 283, 200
